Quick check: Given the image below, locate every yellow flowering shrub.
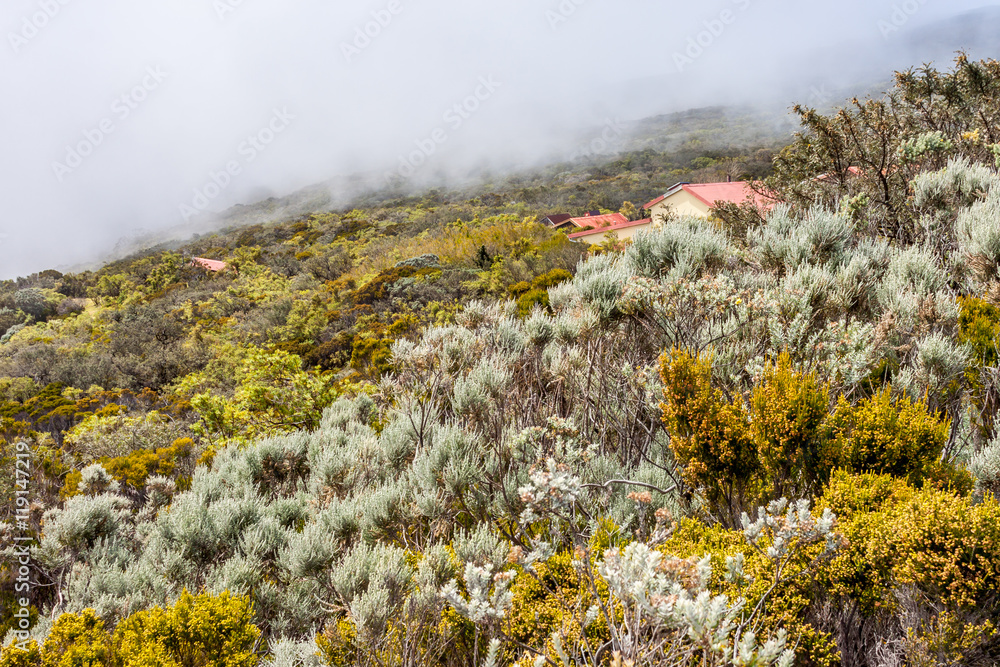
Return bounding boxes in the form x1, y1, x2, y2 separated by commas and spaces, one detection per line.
750, 354, 838, 499
828, 388, 949, 483
660, 350, 964, 526
659, 349, 758, 524
507, 552, 609, 654
0, 642, 41, 667
60, 438, 193, 499
113, 591, 259, 667
958, 296, 1000, 438
823, 471, 1000, 612
316, 618, 357, 667
40, 610, 114, 667
659, 519, 840, 667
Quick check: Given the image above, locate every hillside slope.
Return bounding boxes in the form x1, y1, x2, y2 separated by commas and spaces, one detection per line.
4, 56, 1000, 667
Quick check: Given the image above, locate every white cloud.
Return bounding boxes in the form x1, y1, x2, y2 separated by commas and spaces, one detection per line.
1, 0, 997, 278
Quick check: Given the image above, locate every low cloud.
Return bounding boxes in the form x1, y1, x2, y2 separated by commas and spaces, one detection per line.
1, 0, 995, 278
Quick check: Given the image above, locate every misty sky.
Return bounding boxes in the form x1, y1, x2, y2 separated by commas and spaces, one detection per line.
2, 0, 997, 279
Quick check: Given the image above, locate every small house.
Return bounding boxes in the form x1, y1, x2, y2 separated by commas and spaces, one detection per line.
568, 218, 653, 245
564, 212, 629, 230
643, 181, 771, 222
191, 257, 228, 272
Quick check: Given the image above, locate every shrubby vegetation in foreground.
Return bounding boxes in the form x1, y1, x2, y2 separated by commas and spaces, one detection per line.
4, 55, 1000, 666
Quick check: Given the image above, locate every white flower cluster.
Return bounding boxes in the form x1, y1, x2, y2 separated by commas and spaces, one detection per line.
517, 458, 583, 524
440, 562, 515, 623
741, 498, 839, 560
597, 543, 794, 667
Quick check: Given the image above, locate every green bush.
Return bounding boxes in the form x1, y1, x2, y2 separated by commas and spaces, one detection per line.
40, 609, 114, 667
659, 349, 758, 525
507, 552, 608, 653
750, 354, 837, 499
661, 352, 959, 524
515, 288, 549, 317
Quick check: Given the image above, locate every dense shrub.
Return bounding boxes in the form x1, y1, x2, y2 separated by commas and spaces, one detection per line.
828, 387, 949, 483
750, 354, 837, 499
659, 349, 757, 525
114, 591, 259, 667
660, 350, 959, 524
0, 594, 260, 667
823, 471, 1000, 614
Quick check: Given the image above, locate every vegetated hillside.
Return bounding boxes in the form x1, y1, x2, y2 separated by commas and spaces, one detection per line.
93, 103, 789, 266
0, 104, 785, 458
3, 55, 1000, 667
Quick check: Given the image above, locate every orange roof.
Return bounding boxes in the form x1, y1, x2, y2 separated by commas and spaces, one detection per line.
565, 212, 628, 229
192, 257, 227, 272
644, 181, 774, 211
814, 166, 863, 182
568, 218, 652, 240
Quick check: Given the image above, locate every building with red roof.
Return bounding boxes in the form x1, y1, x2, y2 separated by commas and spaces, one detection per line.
191, 257, 228, 272
564, 181, 776, 246
643, 181, 773, 221
563, 212, 629, 230
541, 214, 573, 228
568, 218, 653, 244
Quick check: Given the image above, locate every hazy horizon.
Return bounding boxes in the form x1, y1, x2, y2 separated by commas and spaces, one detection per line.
2, 0, 998, 280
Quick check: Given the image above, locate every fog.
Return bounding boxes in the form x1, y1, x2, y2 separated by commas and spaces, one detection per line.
1, 0, 997, 279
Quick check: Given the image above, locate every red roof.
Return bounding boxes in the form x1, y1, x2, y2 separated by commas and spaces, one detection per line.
683, 182, 757, 207
643, 194, 668, 209
192, 257, 227, 272
568, 218, 652, 239
814, 166, 864, 182
643, 182, 685, 210
565, 212, 628, 230
644, 181, 774, 211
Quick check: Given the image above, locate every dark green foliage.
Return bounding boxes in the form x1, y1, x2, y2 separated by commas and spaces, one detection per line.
763, 54, 1000, 246
13, 289, 55, 320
